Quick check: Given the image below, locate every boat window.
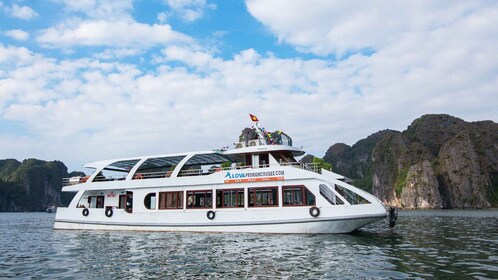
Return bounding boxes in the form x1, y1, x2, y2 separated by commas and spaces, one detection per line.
179, 153, 239, 177
144, 193, 156, 210
280, 132, 292, 146
334, 184, 370, 205
282, 185, 315, 206
125, 191, 133, 213
248, 187, 278, 207
133, 155, 186, 180
320, 184, 344, 205
186, 190, 213, 208
259, 153, 269, 168
270, 152, 297, 165
118, 194, 126, 209
216, 189, 244, 208
87, 195, 105, 208
245, 154, 252, 167
158, 191, 183, 209
94, 159, 140, 182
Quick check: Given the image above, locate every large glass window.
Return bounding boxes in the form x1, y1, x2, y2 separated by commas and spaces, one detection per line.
282, 185, 315, 206
320, 184, 344, 205
144, 193, 156, 210
186, 190, 213, 208
217, 189, 244, 208
334, 184, 370, 205
88, 195, 105, 208
158, 191, 183, 209
248, 187, 278, 207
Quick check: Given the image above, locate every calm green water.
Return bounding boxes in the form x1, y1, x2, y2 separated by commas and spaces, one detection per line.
0, 210, 497, 279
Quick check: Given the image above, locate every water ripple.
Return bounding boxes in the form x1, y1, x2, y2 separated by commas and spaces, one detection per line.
0, 210, 497, 279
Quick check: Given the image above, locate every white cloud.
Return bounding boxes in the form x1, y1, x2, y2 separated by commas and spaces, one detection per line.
4, 29, 29, 41
246, 0, 498, 57
93, 48, 143, 60
53, 0, 133, 20
2, 40, 496, 171
157, 12, 168, 23
36, 20, 193, 48
5, 4, 38, 19
1, 1, 497, 172
164, 0, 215, 22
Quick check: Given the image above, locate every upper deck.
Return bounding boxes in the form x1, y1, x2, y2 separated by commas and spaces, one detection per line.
62, 114, 318, 188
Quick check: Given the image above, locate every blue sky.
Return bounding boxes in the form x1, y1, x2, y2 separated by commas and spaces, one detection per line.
0, 0, 497, 172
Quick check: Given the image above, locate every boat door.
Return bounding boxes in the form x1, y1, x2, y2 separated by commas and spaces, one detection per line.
125, 191, 133, 213
259, 153, 269, 167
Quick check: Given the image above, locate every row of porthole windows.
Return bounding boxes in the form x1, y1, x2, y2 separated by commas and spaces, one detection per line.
143, 185, 316, 210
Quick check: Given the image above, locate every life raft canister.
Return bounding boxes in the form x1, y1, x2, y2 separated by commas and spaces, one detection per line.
207, 210, 216, 220
309, 207, 320, 217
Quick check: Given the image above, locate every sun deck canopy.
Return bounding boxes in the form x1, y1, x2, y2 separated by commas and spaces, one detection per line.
103, 159, 140, 172
183, 153, 239, 166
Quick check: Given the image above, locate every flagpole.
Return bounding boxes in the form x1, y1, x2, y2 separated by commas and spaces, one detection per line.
249, 114, 267, 145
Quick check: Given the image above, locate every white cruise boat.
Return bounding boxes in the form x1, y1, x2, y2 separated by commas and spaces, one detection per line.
54, 115, 387, 233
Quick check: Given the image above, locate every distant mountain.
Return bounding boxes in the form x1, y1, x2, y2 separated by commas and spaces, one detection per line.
323, 114, 498, 209
2, 114, 496, 211
0, 159, 77, 212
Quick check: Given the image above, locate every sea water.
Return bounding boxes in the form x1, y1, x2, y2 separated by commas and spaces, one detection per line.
0, 210, 497, 279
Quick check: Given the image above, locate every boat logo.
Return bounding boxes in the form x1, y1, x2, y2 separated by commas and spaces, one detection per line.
224, 170, 284, 183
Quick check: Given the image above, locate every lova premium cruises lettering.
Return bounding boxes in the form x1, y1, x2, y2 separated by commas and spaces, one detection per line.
224, 170, 284, 183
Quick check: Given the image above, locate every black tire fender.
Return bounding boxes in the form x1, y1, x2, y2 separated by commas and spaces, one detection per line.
207, 210, 215, 220
309, 207, 320, 218
105, 208, 113, 218
82, 208, 89, 217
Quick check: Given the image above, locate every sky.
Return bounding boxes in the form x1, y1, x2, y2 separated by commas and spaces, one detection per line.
0, 0, 497, 172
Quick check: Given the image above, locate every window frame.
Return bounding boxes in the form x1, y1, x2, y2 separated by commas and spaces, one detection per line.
144, 192, 157, 210
334, 184, 370, 205
282, 185, 316, 207
118, 194, 126, 209
186, 189, 213, 209
158, 191, 184, 210
248, 186, 278, 208
87, 195, 105, 208
216, 188, 244, 208
320, 184, 344, 205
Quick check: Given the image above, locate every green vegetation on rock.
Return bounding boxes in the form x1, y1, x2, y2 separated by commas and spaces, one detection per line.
0, 159, 77, 212
394, 167, 409, 197
325, 114, 498, 209
313, 157, 332, 171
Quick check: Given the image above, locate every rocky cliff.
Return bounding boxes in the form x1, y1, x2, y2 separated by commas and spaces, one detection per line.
323, 114, 498, 209
0, 159, 75, 212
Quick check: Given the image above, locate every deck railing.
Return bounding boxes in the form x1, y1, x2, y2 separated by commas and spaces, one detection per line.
62, 162, 322, 186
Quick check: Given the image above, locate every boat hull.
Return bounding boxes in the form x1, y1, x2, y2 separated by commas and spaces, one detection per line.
54, 207, 386, 234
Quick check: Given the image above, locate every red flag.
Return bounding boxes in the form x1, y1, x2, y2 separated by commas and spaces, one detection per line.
249, 114, 259, 122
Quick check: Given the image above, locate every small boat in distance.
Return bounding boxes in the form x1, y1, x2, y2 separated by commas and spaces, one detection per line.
54, 115, 387, 233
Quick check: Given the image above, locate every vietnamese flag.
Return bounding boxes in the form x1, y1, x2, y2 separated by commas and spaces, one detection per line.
249, 114, 259, 122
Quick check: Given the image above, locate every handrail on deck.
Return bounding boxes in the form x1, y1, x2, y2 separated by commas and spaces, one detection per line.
62, 162, 322, 185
